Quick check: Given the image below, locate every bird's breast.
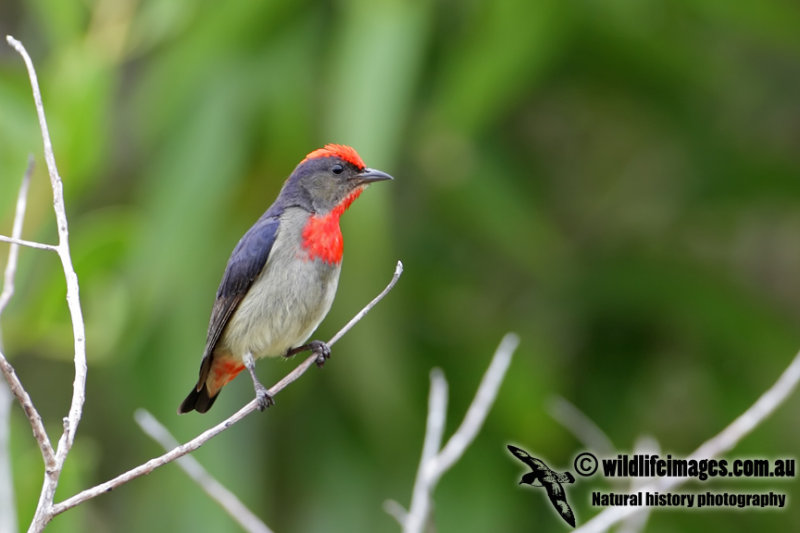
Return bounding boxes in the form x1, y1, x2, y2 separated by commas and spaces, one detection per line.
220, 208, 342, 359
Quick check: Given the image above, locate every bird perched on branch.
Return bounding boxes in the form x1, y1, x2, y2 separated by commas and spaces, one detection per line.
178, 144, 393, 414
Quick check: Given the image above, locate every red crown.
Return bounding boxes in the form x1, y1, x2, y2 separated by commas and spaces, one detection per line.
302, 144, 365, 170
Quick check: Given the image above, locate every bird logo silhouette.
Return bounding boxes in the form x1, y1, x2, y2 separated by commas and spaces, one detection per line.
507, 445, 576, 527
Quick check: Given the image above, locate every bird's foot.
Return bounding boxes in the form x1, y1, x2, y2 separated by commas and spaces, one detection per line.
310, 340, 331, 367
284, 340, 331, 367
243, 351, 273, 411
254, 384, 274, 411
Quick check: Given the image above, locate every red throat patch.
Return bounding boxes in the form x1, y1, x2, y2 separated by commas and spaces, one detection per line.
301, 144, 365, 170
301, 188, 364, 264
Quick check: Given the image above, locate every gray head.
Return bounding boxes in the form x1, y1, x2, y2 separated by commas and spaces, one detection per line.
279, 144, 393, 215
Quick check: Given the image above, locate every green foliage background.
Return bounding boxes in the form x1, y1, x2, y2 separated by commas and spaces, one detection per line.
1, 0, 799, 531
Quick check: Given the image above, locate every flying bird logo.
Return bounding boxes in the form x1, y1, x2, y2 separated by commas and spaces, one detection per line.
507, 445, 577, 528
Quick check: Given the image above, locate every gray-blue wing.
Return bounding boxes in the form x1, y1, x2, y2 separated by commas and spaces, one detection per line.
204, 214, 281, 357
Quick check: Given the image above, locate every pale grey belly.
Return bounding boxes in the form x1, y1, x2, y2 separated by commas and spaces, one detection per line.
220, 256, 341, 359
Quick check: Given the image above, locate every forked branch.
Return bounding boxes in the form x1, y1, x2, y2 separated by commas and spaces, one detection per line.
386, 333, 519, 533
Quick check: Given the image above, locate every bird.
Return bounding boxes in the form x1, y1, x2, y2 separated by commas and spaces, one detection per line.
507, 445, 576, 528
178, 144, 393, 414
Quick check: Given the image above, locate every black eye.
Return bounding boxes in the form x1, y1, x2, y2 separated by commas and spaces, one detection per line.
332, 164, 344, 175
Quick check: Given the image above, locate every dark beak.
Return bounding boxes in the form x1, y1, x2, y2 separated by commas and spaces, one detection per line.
351, 167, 393, 186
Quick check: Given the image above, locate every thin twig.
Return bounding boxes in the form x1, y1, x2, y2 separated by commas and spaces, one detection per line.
1, 155, 36, 315
548, 396, 615, 457
430, 333, 518, 481
0, 157, 55, 468
52, 261, 403, 516
405, 369, 448, 533
382, 499, 408, 526
6, 35, 88, 533
327, 260, 403, 346
398, 333, 519, 533
0, 382, 15, 533
10, 35, 88, 457
616, 435, 659, 533
0, 156, 36, 533
0, 357, 54, 464
0, 236, 57, 252
573, 347, 800, 533
134, 409, 273, 533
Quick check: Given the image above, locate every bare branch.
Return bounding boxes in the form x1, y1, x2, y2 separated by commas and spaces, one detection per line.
0, 357, 54, 465
0, 382, 15, 533
0, 155, 35, 315
51, 260, 403, 516
382, 499, 408, 526
548, 396, 615, 457
405, 369, 448, 532
5, 35, 88, 456
688, 348, 800, 461
431, 333, 518, 480
0, 236, 57, 253
420, 369, 448, 476
0, 156, 36, 533
327, 260, 403, 346
134, 409, 273, 533
616, 435, 659, 533
0, 157, 56, 468
6, 35, 88, 532
397, 333, 519, 533
54, 399, 258, 515
574, 347, 800, 533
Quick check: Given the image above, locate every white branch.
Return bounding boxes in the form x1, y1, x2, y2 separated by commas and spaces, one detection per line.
405, 369, 448, 533
4, 35, 88, 532
382, 499, 409, 526
551, 394, 660, 533
431, 333, 518, 481
327, 260, 403, 346
0, 157, 56, 470
396, 333, 519, 533
0, 381, 15, 533
134, 409, 273, 533
574, 347, 800, 533
0, 156, 37, 533
616, 435, 659, 533
0, 155, 35, 315
548, 396, 615, 457
0, 235, 57, 252
8, 35, 89, 464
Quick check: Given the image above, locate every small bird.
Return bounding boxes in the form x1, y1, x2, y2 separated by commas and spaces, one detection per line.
178, 144, 393, 414
507, 445, 576, 528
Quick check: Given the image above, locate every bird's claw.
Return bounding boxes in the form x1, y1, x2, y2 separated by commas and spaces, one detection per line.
254, 385, 274, 411
310, 340, 331, 367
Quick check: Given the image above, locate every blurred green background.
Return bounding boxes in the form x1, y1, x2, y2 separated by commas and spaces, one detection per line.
1, 0, 800, 531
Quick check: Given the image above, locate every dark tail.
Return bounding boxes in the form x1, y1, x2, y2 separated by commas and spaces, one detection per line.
178, 352, 242, 414
178, 383, 219, 414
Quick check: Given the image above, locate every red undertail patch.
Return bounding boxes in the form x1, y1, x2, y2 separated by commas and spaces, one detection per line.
210, 357, 245, 393
301, 188, 363, 264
